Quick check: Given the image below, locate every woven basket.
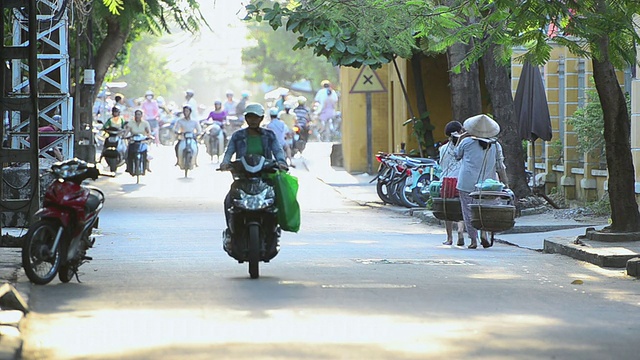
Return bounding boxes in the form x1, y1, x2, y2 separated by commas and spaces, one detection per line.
432, 197, 464, 222
470, 204, 516, 232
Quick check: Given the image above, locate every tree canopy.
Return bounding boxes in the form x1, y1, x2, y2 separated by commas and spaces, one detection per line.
242, 17, 339, 91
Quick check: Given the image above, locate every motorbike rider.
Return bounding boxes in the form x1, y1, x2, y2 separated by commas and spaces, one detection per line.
204, 100, 227, 154
141, 90, 161, 146
314, 80, 339, 133
123, 109, 152, 172
293, 96, 312, 143
103, 106, 127, 130
235, 91, 250, 122
173, 104, 202, 167
220, 103, 288, 239
184, 89, 198, 115
266, 107, 294, 167
223, 90, 238, 118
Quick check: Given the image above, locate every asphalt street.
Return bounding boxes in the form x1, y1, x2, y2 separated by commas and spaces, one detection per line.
8, 143, 640, 359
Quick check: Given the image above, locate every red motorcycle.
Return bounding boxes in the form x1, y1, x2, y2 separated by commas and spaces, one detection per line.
22, 159, 111, 284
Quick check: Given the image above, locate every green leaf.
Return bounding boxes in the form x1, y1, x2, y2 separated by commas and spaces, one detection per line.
335, 40, 346, 52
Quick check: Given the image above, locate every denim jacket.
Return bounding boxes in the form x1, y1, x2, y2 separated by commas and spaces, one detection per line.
222, 127, 287, 165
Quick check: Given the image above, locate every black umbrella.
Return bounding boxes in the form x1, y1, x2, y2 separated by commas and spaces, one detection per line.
514, 61, 552, 185
515, 61, 552, 142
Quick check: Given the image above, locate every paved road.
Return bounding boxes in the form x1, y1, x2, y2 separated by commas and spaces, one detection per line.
19, 144, 640, 359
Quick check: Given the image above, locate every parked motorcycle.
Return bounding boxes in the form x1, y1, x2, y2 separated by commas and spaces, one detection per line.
176, 131, 198, 178
202, 121, 226, 161
126, 134, 151, 184
371, 152, 441, 208
100, 126, 126, 172
22, 159, 113, 285
219, 154, 282, 279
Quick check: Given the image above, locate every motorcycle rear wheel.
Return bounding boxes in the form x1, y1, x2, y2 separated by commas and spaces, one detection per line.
106, 157, 118, 173
411, 173, 433, 207
22, 220, 63, 285
376, 181, 393, 204
398, 177, 420, 208
248, 224, 260, 279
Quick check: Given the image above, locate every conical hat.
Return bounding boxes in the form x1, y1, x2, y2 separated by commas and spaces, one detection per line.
463, 114, 500, 138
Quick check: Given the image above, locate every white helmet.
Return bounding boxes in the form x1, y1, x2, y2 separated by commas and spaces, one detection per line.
297, 96, 307, 105
185, 89, 194, 95
145, 90, 154, 97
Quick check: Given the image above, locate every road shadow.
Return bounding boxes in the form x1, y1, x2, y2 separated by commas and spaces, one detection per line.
120, 183, 146, 193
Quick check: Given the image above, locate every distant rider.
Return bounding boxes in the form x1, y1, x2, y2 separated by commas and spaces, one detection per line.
140, 90, 160, 145
123, 109, 152, 172
266, 107, 294, 167
173, 104, 202, 167
205, 100, 227, 155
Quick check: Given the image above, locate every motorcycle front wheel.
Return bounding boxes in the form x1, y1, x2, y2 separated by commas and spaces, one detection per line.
248, 224, 260, 279
22, 220, 63, 285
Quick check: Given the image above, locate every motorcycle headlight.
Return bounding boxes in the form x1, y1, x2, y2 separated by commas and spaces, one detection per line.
233, 188, 275, 210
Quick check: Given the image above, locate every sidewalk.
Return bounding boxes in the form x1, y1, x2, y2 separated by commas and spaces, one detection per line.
301, 142, 640, 274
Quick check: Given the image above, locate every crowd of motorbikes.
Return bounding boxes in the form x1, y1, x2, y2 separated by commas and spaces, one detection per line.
22, 100, 340, 284
371, 151, 442, 208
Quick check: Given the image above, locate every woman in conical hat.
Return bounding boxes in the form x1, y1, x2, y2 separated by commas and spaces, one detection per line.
455, 114, 508, 249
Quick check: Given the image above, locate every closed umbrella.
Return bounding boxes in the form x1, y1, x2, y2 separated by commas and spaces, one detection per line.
514, 61, 552, 178
514, 62, 559, 208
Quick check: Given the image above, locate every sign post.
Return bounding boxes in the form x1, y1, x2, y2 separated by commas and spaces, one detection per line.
349, 66, 387, 174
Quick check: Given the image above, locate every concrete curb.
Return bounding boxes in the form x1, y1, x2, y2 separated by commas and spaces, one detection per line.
544, 236, 640, 268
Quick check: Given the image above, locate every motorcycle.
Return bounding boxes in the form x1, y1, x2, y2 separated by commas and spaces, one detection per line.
176, 131, 198, 178
370, 152, 441, 208
202, 121, 226, 161
100, 126, 126, 172
219, 154, 281, 279
158, 111, 180, 146
126, 134, 151, 184
225, 115, 244, 139
291, 122, 309, 155
22, 159, 113, 285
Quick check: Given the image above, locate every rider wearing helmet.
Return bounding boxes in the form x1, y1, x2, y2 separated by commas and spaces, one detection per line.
314, 79, 339, 132
266, 107, 294, 167
223, 90, 237, 117
235, 91, 250, 121
184, 89, 198, 116
173, 104, 202, 167
220, 103, 287, 242
205, 100, 228, 156
123, 109, 152, 172
293, 96, 311, 127
141, 90, 161, 145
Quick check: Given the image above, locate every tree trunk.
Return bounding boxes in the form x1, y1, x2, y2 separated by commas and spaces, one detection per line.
481, 43, 530, 199
447, 42, 482, 122
411, 52, 436, 157
94, 17, 132, 91
592, 36, 640, 232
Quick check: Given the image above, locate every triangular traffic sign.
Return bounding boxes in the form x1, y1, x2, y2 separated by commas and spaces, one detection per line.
350, 66, 387, 94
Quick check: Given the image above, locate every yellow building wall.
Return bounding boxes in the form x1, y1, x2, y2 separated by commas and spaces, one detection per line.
340, 65, 391, 173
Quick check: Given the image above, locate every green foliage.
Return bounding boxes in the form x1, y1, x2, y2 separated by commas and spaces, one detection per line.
244, 0, 424, 69
587, 194, 611, 217
103, 0, 124, 15
549, 139, 563, 164
108, 34, 178, 100
242, 18, 338, 88
567, 89, 630, 156
403, 112, 434, 151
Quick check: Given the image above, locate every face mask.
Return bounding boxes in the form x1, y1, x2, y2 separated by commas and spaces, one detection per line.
146, 95, 153, 99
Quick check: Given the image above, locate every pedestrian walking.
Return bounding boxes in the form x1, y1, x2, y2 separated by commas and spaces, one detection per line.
439, 121, 466, 246
455, 114, 508, 249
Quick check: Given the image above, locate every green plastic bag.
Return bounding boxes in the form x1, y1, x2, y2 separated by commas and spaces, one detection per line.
268, 171, 301, 232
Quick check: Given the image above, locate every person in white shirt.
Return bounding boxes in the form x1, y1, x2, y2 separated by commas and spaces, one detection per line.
173, 104, 202, 167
